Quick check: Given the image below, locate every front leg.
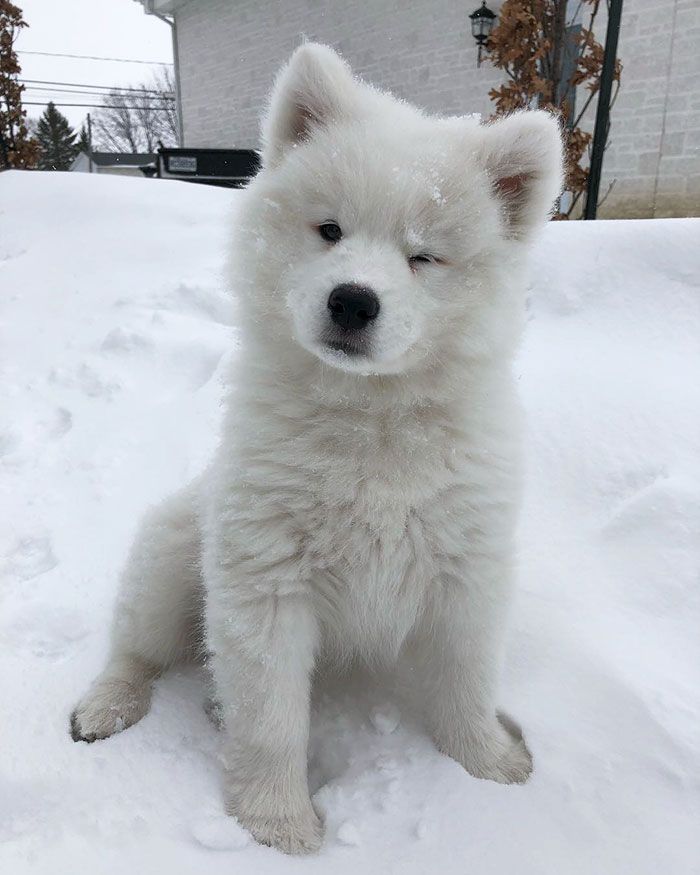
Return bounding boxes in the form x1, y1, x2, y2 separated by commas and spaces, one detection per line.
206, 581, 322, 854
413, 563, 532, 784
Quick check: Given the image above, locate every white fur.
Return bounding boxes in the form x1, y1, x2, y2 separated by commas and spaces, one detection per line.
71, 44, 563, 855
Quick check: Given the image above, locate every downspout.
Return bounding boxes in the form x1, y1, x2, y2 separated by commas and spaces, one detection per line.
152, 11, 185, 146
650, 0, 680, 218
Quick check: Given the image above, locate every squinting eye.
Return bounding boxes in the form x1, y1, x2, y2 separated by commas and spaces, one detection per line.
409, 254, 437, 267
318, 222, 342, 243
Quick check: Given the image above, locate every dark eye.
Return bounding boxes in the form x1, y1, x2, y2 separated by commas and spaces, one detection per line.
409, 254, 437, 268
318, 222, 342, 243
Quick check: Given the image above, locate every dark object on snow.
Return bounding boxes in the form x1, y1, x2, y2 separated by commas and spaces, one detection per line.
156, 147, 261, 188
71, 151, 157, 177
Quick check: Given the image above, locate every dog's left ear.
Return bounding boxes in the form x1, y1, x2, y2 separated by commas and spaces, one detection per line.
262, 43, 358, 168
478, 111, 564, 238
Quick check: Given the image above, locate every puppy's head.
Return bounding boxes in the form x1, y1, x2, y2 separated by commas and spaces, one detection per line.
237, 43, 563, 376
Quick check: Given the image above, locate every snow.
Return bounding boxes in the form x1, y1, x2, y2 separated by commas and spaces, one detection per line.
1, 171, 699, 874
369, 703, 401, 735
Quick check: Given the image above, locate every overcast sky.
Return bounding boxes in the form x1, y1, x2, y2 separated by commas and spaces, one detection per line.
17, 0, 173, 129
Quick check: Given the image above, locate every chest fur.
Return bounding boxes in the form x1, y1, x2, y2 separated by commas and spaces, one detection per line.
217, 388, 518, 658
288, 408, 484, 656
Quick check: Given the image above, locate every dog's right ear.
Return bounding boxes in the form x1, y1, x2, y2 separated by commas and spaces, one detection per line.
261, 43, 358, 168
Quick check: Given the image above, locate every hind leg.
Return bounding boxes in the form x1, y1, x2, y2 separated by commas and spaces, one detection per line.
71, 482, 203, 742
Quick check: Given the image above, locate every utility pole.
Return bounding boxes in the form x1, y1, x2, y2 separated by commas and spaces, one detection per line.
87, 112, 93, 173
584, 0, 623, 219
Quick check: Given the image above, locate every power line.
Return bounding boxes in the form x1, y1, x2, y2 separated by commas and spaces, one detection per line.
24, 85, 174, 101
24, 101, 174, 111
18, 50, 172, 65
21, 78, 174, 97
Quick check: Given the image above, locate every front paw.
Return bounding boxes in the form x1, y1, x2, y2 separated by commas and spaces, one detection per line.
227, 802, 324, 855
70, 677, 151, 743
439, 715, 533, 785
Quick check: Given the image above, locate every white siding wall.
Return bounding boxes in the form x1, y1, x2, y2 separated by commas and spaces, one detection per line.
173, 0, 700, 218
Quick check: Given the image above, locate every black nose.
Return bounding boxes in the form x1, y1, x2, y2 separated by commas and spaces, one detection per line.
327, 284, 380, 330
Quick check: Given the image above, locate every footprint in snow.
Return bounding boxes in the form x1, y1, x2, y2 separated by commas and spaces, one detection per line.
0, 429, 20, 457
76, 364, 120, 399
46, 406, 72, 439
101, 327, 153, 354
2, 535, 57, 582
0, 246, 27, 263
49, 364, 120, 399
3, 604, 88, 659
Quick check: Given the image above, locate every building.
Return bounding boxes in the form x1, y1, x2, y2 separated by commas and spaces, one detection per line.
71, 151, 157, 176
136, 0, 700, 218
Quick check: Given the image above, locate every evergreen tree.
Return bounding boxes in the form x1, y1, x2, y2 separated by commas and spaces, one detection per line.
36, 101, 78, 170
76, 123, 90, 155
0, 1, 39, 169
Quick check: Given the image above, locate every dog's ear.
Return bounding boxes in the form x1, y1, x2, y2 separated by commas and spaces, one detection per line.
478, 111, 564, 238
262, 43, 358, 168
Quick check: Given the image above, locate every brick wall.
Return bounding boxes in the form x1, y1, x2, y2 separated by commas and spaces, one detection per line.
173, 0, 700, 218
594, 0, 700, 217
175, 0, 502, 141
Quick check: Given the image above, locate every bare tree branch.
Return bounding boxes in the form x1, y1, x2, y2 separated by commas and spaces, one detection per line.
596, 177, 616, 207
572, 89, 596, 129
484, 0, 621, 219
91, 68, 178, 153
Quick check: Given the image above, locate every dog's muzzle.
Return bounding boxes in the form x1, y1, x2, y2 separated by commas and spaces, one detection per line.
324, 283, 379, 355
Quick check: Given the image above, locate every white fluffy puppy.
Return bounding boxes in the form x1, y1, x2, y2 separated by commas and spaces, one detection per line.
71, 43, 563, 854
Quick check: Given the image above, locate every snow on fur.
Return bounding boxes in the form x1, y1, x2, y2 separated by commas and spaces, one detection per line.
1, 170, 699, 874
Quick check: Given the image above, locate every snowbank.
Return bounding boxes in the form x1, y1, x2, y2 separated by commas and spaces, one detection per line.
1, 171, 698, 874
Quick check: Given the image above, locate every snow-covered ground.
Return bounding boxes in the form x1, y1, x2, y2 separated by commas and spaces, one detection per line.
1, 171, 699, 874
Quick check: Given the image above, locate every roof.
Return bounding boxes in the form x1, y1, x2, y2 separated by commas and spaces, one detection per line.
134, 0, 189, 14
88, 152, 156, 167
